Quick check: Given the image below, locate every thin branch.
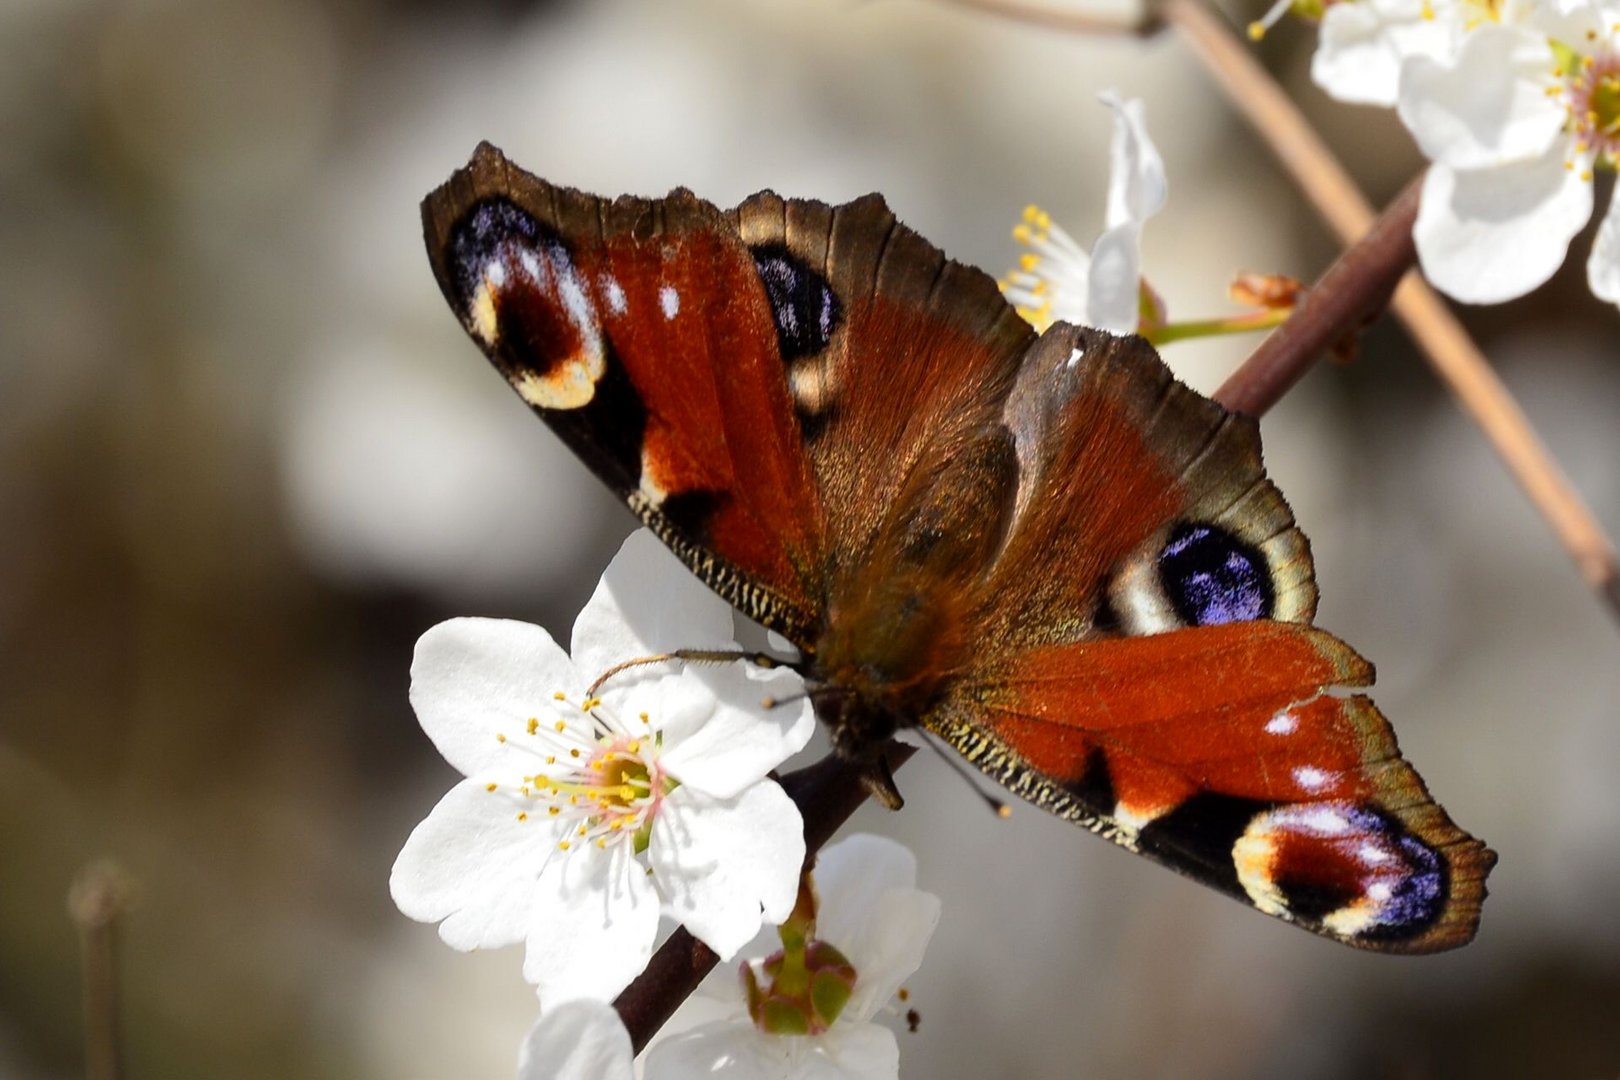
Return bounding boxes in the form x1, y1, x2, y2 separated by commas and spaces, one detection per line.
69, 861, 134, 1080
1166, 0, 1620, 620
1215, 178, 1419, 415
931, 0, 1162, 35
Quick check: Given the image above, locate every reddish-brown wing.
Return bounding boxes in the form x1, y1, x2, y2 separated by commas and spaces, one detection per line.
731, 191, 1034, 588
922, 328, 1493, 951
930, 623, 1492, 952
421, 144, 1032, 648
423, 144, 824, 640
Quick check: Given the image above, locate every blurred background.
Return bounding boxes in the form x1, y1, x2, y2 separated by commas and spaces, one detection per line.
3, 0, 1618, 1076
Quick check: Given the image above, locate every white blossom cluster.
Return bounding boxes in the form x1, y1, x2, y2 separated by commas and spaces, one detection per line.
1307, 0, 1620, 307
390, 532, 938, 1078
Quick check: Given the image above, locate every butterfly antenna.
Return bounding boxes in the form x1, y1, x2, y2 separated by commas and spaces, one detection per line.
760, 688, 810, 710
917, 730, 1012, 819
588, 648, 799, 698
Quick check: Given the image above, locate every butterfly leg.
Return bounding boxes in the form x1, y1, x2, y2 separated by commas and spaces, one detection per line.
861, 752, 905, 811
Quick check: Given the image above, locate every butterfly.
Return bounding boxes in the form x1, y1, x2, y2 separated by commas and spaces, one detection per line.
421, 142, 1494, 953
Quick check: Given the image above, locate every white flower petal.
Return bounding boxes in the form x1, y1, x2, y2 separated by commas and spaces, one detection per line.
657, 662, 814, 798
390, 774, 560, 950
1587, 190, 1620, 307
651, 782, 806, 956
645, 1020, 898, 1080
1397, 25, 1562, 169
524, 841, 662, 1004
1084, 222, 1142, 335
572, 529, 738, 678
519, 1000, 634, 1080
410, 617, 582, 776
799, 1021, 900, 1080
1313, 0, 1458, 107
809, 835, 939, 1022
1313, 1, 1401, 107
839, 887, 940, 1023
810, 835, 917, 948
1530, 0, 1613, 45
644, 1022, 796, 1078
1415, 153, 1594, 303
1100, 93, 1166, 229
806, 835, 939, 1023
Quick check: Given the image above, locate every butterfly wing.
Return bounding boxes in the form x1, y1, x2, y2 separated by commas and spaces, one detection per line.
731, 190, 1034, 587
423, 143, 1035, 648
924, 326, 1493, 951
423, 144, 827, 641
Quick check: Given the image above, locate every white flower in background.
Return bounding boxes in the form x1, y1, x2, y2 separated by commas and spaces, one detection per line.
1396, 6, 1620, 306
390, 530, 815, 1006
520, 1000, 635, 1080
643, 834, 941, 1080
1311, 0, 1471, 107
1001, 91, 1167, 335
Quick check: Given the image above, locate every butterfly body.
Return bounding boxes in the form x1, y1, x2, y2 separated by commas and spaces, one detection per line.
423, 143, 1494, 953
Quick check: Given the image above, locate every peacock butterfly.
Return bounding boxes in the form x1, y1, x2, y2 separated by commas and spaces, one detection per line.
420, 142, 1494, 953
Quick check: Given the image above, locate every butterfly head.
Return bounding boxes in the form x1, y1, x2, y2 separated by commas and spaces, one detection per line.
810, 681, 902, 762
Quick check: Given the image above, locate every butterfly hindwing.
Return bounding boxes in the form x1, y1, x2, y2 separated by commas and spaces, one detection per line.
929, 621, 1492, 952
923, 331, 1492, 950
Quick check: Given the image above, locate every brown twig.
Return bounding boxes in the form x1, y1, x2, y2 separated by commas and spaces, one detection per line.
1165, 0, 1620, 620
932, 0, 1162, 35
69, 861, 134, 1080
1215, 178, 1420, 415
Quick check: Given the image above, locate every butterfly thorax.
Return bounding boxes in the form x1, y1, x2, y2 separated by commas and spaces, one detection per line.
811, 571, 967, 762
809, 427, 1020, 765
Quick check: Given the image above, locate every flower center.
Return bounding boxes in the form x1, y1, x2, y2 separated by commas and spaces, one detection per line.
1560, 42, 1620, 173
489, 691, 671, 853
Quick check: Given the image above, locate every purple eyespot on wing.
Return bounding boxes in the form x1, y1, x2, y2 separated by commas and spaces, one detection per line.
1233, 801, 1447, 942
1158, 522, 1274, 625
750, 243, 842, 361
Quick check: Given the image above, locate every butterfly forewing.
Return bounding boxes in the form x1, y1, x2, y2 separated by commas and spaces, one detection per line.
733, 188, 1035, 589
422, 144, 826, 643
422, 144, 1494, 953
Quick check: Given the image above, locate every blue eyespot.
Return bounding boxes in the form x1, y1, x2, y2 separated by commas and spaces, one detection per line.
750, 244, 841, 360
1157, 522, 1274, 626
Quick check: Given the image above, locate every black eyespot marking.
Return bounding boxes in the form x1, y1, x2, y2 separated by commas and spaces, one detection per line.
1139, 791, 1267, 895
1065, 746, 1115, 814
1158, 522, 1274, 626
750, 244, 841, 360
1332, 807, 1447, 943
1092, 590, 1122, 635
448, 198, 550, 306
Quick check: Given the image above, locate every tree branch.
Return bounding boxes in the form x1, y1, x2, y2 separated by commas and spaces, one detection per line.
1166, 0, 1620, 622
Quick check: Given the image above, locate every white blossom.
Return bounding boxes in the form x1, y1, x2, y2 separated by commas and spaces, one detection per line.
519, 1000, 635, 1080
643, 835, 941, 1080
1396, 5, 1620, 305
390, 530, 815, 1005
1001, 91, 1166, 335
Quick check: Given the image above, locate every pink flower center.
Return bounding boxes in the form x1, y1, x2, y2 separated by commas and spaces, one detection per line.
1566, 45, 1620, 169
